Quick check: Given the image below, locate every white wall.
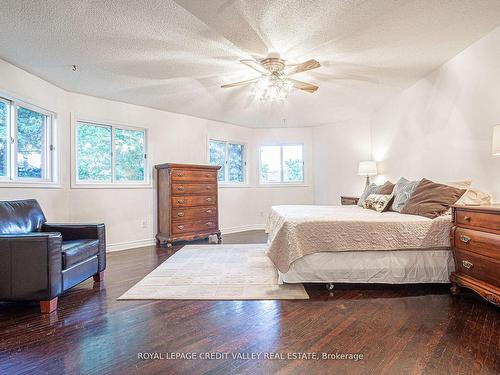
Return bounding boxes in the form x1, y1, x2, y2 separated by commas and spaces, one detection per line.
3, 22, 499, 251
0, 58, 314, 250
370, 25, 500, 201
312, 117, 372, 205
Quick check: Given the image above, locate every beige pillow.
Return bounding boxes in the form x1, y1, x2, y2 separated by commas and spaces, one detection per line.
445, 180, 472, 190
455, 187, 492, 205
363, 194, 394, 212
443, 180, 492, 205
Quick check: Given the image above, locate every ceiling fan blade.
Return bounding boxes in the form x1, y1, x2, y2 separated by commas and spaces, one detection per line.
312, 72, 379, 84
221, 77, 259, 89
286, 59, 320, 76
289, 79, 318, 93
240, 59, 268, 74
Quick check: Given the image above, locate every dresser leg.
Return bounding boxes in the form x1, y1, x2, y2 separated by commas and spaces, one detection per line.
450, 282, 461, 296
93, 271, 104, 282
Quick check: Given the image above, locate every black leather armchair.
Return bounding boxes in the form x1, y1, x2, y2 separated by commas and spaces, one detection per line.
0, 199, 106, 313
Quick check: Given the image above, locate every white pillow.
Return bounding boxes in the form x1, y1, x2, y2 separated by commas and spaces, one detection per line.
443, 180, 491, 206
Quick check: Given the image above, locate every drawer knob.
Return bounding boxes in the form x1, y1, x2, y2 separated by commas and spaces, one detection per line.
177, 186, 185, 191
206, 210, 212, 214
177, 173, 184, 177
462, 260, 473, 269
177, 225, 185, 230
206, 198, 212, 202
206, 222, 212, 226
177, 212, 184, 217
463, 216, 471, 221
206, 185, 211, 189
177, 199, 184, 204
460, 235, 471, 244
206, 173, 211, 177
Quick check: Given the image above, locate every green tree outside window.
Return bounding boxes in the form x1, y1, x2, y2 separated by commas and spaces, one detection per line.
209, 140, 245, 183
0, 102, 6, 176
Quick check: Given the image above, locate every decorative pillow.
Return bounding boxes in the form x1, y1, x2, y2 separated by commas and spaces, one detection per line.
444, 180, 472, 190
400, 178, 467, 219
363, 194, 394, 212
455, 187, 492, 206
377, 181, 395, 195
358, 183, 379, 207
391, 177, 419, 212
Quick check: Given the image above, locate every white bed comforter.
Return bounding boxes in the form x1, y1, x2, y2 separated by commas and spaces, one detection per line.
265, 205, 452, 272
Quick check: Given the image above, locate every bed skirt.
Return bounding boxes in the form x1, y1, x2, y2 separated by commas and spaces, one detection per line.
278, 249, 454, 284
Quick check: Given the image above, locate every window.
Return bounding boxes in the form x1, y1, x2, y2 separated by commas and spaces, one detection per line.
75, 121, 147, 185
0, 97, 56, 184
208, 139, 246, 183
260, 144, 304, 184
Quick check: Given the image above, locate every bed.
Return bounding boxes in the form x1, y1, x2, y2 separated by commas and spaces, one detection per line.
265, 205, 455, 284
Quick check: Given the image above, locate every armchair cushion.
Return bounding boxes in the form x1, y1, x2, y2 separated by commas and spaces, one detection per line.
62, 240, 99, 269
42, 223, 106, 272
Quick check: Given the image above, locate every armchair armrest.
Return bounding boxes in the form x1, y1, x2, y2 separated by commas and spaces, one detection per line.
42, 223, 106, 272
41, 223, 105, 240
0, 232, 63, 300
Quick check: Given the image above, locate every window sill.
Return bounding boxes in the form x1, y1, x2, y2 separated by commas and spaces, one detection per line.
218, 183, 250, 188
256, 183, 309, 188
71, 183, 153, 189
0, 181, 61, 189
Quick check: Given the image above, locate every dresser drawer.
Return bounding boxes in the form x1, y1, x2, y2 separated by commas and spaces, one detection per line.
172, 219, 217, 235
454, 227, 499, 259
172, 206, 217, 221
455, 209, 500, 233
454, 249, 500, 288
171, 195, 216, 207
171, 168, 217, 182
172, 183, 216, 195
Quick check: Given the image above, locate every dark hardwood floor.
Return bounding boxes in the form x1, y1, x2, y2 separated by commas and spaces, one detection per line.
0, 230, 498, 375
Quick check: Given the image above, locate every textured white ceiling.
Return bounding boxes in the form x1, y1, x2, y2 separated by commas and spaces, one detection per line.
1, 0, 500, 128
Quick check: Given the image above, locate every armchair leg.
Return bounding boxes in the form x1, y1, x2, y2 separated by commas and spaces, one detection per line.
93, 271, 104, 282
40, 297, 58, 314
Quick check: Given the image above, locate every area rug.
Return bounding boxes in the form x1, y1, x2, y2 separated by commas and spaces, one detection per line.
118, 244, 309, 300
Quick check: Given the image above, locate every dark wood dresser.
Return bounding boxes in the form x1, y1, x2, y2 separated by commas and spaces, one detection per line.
341, 196, 359, 205
450, 205, 500, 306
155, 163, 221, 247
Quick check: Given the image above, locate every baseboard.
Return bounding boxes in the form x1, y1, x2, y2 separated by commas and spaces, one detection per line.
106, 238, 156, 253
221, 224, 265, 234
106, 225, 265, 252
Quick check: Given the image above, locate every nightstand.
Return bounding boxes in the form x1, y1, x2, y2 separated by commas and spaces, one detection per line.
341, 196, 359, 206
450, 205, 500, 306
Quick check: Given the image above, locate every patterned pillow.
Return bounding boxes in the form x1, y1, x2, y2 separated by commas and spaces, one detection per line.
363, 194, 394, 212
358, 183, 379, 207
391, 177, 419, 212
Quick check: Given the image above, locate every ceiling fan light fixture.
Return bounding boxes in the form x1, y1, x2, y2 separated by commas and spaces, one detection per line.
254, 74, 293, 102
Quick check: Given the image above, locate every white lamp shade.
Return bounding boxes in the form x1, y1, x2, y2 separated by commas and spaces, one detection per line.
358, 161, 377, 176
493, 125, 500, 156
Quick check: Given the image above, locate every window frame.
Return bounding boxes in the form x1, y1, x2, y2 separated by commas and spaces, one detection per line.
258, 143, 305, 186
71, 115, 150, 189
207, 138, 248, 186
0, 95, 58, 187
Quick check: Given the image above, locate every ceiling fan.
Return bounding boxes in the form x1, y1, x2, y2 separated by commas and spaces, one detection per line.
221, 53, 320, 99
